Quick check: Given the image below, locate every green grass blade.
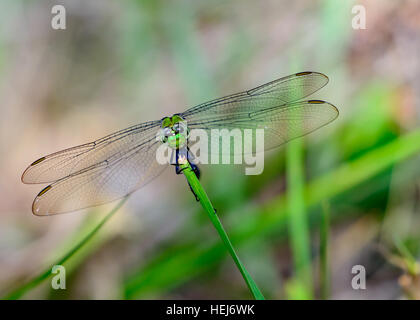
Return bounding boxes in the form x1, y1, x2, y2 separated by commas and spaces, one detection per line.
3, 197, 128, 300
180, 160, 265, 300
394, 237, 418, 276
125, 128, 420, 298
286, 137, 313, 299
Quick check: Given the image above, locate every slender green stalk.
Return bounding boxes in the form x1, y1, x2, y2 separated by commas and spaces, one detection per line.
125, 128, 420, 298
3, 197, 127, 300
320, 201, 330, 300
394, 237, 418, 276
180, 160, 265, 300
286, 137, 313, 299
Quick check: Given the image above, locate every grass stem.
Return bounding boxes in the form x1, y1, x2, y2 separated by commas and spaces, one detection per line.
286, 138, 313, 299
180, 160, 265, 300
3, 197, 127, 299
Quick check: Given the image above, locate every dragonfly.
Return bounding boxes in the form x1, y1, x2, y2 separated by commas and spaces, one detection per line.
22, 71, 338, 216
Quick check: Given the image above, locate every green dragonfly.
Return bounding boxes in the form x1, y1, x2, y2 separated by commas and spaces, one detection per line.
22, 71, 338, 216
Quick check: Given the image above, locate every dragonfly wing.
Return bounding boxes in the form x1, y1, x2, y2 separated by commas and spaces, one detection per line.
185, 100, 338, 154
180, 71, 329, 119
247, 100, 338, 150
32, 138, 165, 215
22, 121, 161, 184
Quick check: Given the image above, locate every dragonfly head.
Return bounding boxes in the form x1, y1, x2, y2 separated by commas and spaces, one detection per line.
159, 114, 189, 149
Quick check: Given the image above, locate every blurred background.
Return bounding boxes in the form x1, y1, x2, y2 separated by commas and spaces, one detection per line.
1, 0, 420, 299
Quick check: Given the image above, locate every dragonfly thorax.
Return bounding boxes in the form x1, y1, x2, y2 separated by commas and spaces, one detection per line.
159, 115, 189, 149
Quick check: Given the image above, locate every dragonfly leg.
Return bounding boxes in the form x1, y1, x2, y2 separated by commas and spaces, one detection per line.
174, 147, 200, 179
174, 163, 200, 202
175, 163, 200, 178
175, 164, 185, 175
173, 148, 201, 201
190, 162, 201, 180
173, 165, 200, 201
188, 183, 200, 202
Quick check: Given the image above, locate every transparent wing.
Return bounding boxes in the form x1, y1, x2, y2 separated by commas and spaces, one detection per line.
22, 120, 161, 184
186, 100, 338, 155
31, 138, 165, 215
180, 71, 329, 120
180, 72, 336, 154
23, 71, 336, 215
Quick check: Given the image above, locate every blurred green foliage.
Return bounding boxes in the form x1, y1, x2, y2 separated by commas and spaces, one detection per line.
2, 0, 420, 300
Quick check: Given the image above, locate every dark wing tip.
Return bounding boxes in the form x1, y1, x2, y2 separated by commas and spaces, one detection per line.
30, 156, 46, 166
318, 100, 340, 121
295, 71, 329, 83
36, 184, 52, 197
308, 99, 325, 104
32, 185, 52, 216
22, 156, 47, 184
295, 71, 313, 76
306, 99, 339, 122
